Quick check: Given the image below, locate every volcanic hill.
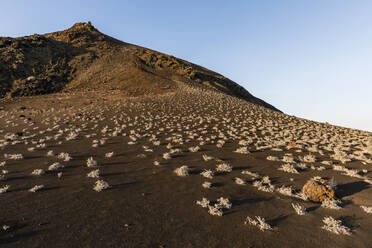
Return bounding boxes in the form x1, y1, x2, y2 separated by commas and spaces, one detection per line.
0, 22, 278, 111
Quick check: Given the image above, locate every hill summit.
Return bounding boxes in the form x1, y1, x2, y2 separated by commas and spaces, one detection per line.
0, 22, 278, 111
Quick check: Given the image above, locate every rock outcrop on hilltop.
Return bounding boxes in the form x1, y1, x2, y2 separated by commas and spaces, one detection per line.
0, 22, 279, 111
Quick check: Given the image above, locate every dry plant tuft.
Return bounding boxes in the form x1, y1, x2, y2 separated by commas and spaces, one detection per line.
174, 165, 189, 176
0, 185, 10, 194
31, 169, 45, 176
93, 180, 110, 192
48, 162, 64, 171
87, 169, 100, 178
202, 181, 212, 188
200, 169, 214, 179
322, 216, 351, 235
87, 157, 98, 167
29, 185, 44, 192
291, 203, 307, 215
244, 216, 273, 231
216, 163, 232, 173
361, 205, 372, 214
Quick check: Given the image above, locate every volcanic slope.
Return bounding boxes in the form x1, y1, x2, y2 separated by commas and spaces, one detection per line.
0, 83, 371, 247
0, 22, 278, 111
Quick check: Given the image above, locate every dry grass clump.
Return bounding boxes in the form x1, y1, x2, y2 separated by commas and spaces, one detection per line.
322, 216, 351, 235
0, 185, 10, 194
208, 205, 224, 216
216, 140, 225, 148
174, 165, 189, 176
200, 169, 214, 179
235, 177, 246, 185
31, 169, 45, 176
252, 176, 276, 193
48, 162, 64, 171
276, 185, 294, 196
202, 181, 212, 188
216, 163, 232, 173
282, 155, 295, 163
188, 146, 200, 152
57, 152, 72, 161
234, 146, 250, 154
301, 154, 316, 163
105, 152, 114, 158
5, 154, 23, 160
162, 152, 172, 160
361, 205, 372, 214
207, 197, 232, 216
215, 197, 232, 209
241, 170, 260, 179
278, 163, 299, 174
297, 163, 308, 170
47, 150, 54, 156
333, 165, 364, 179
244, 216, 273, 231
321, 198, 342, 210
291, 203, 307, 215
87, 157, 98, 167
202, 154, 214, 161
310, 165, 325, 171
321, 161, 333, 166
29, 185, 44, 192
266, 155, 279, 161
331, 149, 352, 164
87, 169, 100, 178
196, 197, 210, 208
93, 180, 110, 192
2, 224, 10, 231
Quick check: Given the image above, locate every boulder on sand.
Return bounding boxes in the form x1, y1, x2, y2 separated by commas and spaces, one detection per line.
302, 179, 335, 202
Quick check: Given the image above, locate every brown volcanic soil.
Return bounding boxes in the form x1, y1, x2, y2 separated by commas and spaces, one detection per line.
0, 22, 278, 111
0, 85, 371, 248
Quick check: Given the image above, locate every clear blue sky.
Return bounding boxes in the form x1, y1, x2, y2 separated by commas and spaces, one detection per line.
1, 0, 371, 131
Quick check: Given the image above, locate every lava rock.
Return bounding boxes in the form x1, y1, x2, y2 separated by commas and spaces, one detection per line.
302, 179, 335, 202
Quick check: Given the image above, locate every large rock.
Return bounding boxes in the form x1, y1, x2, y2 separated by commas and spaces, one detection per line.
302, 179, 335, 202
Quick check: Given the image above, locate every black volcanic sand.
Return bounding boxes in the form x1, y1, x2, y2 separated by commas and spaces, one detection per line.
0, 88, 371, 248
